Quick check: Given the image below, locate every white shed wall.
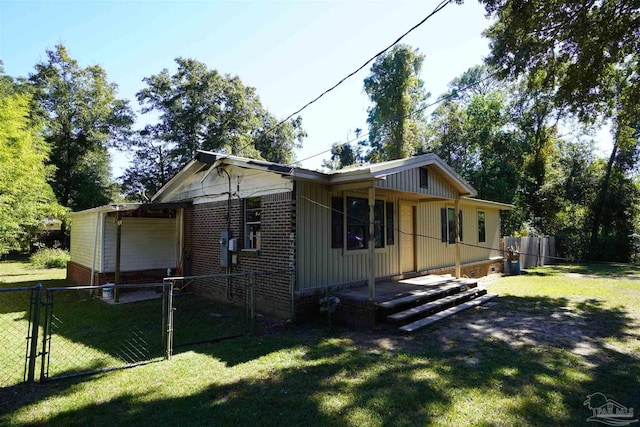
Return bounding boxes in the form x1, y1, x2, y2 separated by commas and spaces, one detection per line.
70, 212, 102, 270
103, 217, 178, 272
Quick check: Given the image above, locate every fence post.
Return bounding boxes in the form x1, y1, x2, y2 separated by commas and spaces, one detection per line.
39, 289, 53, 383
26, 283, 42, 383
164, 282, 174, 361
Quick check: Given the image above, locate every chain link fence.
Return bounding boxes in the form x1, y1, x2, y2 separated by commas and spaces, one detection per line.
0, 285, 41, 387
40, 283, 169, 382
0, 269, 293, 385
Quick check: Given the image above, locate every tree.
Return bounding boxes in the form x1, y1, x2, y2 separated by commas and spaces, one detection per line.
0, 84, 64, 255
137, 58, 303, 161
481, 0, 639, 120
364, 45, 429, 162
29, 44, 134, 212
481, 0, 640, 259
120, 129, 174, 201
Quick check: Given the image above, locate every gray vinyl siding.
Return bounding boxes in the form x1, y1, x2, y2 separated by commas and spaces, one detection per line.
375, 167, 458, 199
70, 212, 102, 270
103, 217, 177, 272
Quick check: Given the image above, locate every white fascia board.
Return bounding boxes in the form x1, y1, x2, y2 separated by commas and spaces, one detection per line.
70, 203, 143, 216
151, 159, 201, 202
460, 197, 513, 210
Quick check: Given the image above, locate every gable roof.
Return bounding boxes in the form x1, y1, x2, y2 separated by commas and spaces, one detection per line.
151, 150, 478, 202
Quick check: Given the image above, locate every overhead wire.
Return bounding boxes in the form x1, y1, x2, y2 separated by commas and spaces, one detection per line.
290, 70, 500, 167
236, 0, 454, 157
299, 194, 604, 265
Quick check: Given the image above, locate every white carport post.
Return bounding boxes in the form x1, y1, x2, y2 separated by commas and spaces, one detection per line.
90, 211, 102, 287
368, 185, 376, 300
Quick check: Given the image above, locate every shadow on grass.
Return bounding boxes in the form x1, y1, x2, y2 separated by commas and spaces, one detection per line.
1, 290, 638, 427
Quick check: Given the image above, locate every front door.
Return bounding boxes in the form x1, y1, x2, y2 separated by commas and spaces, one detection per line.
399, 203, 416, 273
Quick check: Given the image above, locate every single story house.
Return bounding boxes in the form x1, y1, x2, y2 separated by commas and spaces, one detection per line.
68, 151, 511, 319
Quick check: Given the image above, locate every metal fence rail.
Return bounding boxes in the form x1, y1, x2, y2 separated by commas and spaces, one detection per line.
0, 284, 41, 387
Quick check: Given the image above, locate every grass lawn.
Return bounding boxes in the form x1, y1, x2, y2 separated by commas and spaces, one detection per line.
1, 261, 639, 426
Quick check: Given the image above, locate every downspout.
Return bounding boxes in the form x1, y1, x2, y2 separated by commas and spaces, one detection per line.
217, 166, 233, 301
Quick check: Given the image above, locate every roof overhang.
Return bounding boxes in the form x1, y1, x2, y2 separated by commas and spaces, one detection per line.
460, 197, 513, 210
326, 153, 477, 196
71, 202, 190, 216
152, 150, 479, 202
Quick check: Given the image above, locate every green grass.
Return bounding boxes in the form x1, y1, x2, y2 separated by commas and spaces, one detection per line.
1, 262, 639, 426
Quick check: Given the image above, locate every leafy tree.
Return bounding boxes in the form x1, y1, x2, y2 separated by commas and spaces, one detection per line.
28, 44, 134, 212
322, 129, 366, 170
0, 86, 64, 255
120, 129, 174, 201
137, 57, 303, 164
364, 45, 429, 162
481, 0, 640, 260
446, 64, 500, 104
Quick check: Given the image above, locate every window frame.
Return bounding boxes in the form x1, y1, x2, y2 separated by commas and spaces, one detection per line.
441, 206, 463, 244
332, 194, 393, 252
477, 210, 486, 243
244, 196, 261, 250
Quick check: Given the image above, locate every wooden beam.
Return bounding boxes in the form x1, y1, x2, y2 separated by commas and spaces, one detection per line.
368, 185, 376, 300
115, 209, 122, 302
454, 198, 461, 279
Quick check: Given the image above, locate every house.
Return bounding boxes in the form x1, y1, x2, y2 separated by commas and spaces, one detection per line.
68, 151, 511, 320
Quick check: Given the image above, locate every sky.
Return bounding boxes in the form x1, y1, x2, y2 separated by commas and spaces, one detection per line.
1, 0, 496, 175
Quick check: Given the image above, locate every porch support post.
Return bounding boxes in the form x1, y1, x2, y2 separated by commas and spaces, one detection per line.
454, 198, 461, 279
368, 185, 376, 300
114, 208, 122, 302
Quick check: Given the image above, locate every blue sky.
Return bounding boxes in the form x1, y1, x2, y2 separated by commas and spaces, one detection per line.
1, 0, 494, 174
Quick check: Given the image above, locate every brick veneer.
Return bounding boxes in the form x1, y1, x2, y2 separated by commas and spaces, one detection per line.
183, 192, 295, 319
66, 261, 169, 286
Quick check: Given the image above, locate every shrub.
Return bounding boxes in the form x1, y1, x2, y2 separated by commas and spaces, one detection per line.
30, 248, 70, 269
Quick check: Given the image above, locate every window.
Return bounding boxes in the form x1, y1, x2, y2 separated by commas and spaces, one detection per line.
244, 197, 261, 249
331, 197, 343, 248
386, 202, 395, 245
420, 168, 429, 189
339, 196, 387, 251
441, 207, 463, 244
478, 211, 486, 243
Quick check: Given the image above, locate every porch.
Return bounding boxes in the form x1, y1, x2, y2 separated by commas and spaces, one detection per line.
331, 273, 498, 332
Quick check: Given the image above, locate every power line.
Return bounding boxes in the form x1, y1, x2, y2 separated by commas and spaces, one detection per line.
291, 70, 499, 167
238, 0, 453, 156
299, 194, 599, 265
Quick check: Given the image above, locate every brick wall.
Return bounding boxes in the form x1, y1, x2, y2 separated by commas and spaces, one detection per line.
184, 192, 295, 319
67, 261, 169, 286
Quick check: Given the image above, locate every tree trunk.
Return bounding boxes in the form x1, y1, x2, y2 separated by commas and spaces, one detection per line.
589, 142, 618, 258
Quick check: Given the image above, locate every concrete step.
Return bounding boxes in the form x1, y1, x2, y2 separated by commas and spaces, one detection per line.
399, 293, 499, 333
388, 287, 486, 323
376, 279, 477, 311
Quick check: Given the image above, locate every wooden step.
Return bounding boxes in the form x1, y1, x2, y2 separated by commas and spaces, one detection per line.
399, 293, 499, 333
377, 279, 477, 311
388, 287, 486, 322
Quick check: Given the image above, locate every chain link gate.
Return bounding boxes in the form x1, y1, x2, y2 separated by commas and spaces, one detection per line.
39, 283, 172, 382
0, 284, 42, 387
